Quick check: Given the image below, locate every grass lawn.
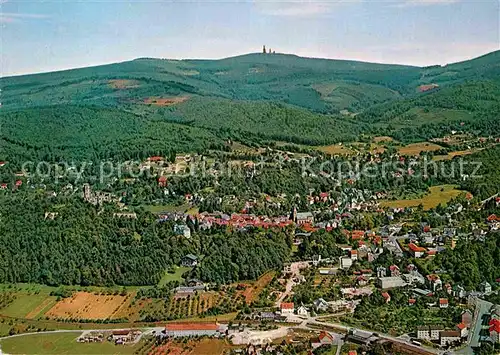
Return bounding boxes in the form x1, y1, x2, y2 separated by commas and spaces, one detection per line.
380, 185, 464, 210
143, 203, 190, 214
0, 333, 144, 354
0, 293, 52, 318
158, 266, 192, 287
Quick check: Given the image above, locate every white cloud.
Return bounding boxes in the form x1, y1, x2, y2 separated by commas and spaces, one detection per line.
253, 0, 358, 17
393, 0, 460, 8
0, 12, 50, 23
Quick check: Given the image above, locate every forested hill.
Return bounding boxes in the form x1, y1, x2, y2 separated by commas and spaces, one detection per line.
2, 50, 498, 113
1, 50, 499, 162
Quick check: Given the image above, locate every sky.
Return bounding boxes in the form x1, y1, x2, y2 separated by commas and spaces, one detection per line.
0, 0, 499, 76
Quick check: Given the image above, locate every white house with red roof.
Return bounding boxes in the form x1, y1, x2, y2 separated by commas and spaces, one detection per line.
408, 243, 426, 258
389, 264, 400, 277
311, 331, 335, 349
381, 292, 391, 303
439, 298, 449, 309
456, 323, 468, 338
280, 302, 295, 315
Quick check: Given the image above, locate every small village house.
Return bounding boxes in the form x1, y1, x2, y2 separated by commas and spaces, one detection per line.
181, 254, 198, 267
280, 302, 295, 315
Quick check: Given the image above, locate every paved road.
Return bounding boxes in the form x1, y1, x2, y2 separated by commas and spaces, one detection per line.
0, 327, 162, 342
276, 261, 309, 306
303, 317, 440, 355
455, 298, 493, 354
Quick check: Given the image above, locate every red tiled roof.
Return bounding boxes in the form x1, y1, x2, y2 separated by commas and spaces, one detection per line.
439, 298, 448, 305
318, 331, 334, 342
457, 323, 466, 330
382, 292, 390, 299
409, 243, 426, 252
280, 302, 294, 310
148, 156, 163, 162
165, 323, 218, 331
489, 319, 500, 333
427, 274, 440, 282
409, 299, 416, 304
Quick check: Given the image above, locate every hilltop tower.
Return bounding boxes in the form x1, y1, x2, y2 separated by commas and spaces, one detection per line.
262, 45, 266, 54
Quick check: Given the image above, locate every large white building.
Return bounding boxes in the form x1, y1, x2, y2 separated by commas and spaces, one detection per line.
164, 323, 223, 337
417, 325, 444, 341
439, 331, 461, 346
377, 276, 406, 289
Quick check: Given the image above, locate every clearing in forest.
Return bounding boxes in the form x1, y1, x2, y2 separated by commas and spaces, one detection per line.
46, 292, 130, 320
143, 96, 189, 106
108, 79, 141, 89
379, 185, 464, 210
317, 144, 355, 156
398, 142, 442, 155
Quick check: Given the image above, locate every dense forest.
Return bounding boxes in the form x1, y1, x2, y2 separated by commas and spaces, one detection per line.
0, 50, 499, 288
0, 192, 291, 286
1, 50, 499, 163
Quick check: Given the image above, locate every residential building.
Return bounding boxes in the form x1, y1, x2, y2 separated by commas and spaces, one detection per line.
427, 274, 442, 291
461, 310, 473, 327
408, 243, 426, 258
453, 285, 466, 299
312, 254, 322, 266
376, 266, 387, 278
295, 212, 314, 225
417, 326, 430, 341
439, 331, 461, 346
430, 325, 443, 340
418, 325, 444, 341
439, 298, 449, 309
490, 319, 500, 344
479, 281, 492, 294
377, 276, 406, 289
382, 292, 391, 303
296, 306, 309, 317
409, 298, 416, 306
280, 302, 295, 315
339, 257, 353, 269
350, 250, 358, 260
357, 276, 368, 286
456, 323, 468, 338
313, 298, 329, 312
174, 224, 191, 238
389, 265, 400, 277
111, 330, 132, 341
181, 254, 198, 267
311, 331, 335, 349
